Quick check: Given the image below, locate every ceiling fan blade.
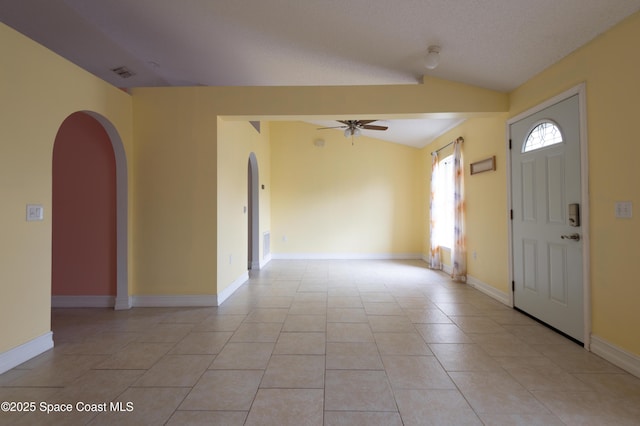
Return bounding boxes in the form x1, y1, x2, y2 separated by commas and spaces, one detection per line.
361, 125, 388, 131
317, 125, 347, 130
356, 120, 378, 126
337, 120, 352, 125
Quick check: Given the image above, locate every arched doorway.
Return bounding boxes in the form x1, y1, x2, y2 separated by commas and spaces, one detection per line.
248, 153, 260, 270
52, 111, 129, 309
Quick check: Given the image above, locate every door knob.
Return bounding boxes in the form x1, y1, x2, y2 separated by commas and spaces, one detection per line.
561, 233, 581, 241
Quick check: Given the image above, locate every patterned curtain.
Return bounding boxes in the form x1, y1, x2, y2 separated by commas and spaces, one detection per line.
451, 137, 467, 282
428, 152, 442, 270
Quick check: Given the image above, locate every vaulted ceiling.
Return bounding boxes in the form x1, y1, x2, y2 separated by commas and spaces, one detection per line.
2, 0, 639, 146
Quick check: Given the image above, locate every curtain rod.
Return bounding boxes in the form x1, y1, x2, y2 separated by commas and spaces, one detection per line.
431, 136, 464, 155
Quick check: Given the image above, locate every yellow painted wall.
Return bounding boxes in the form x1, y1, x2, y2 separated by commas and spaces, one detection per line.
4, 6, 639, 367
217, 119, 271, 292
182, 77, 508, 119
271, 121, 423, 257
423, 115, 510, 292
130, 80, 505, 298
0, 23, 133, 353
132, 93, 273, 297
510, 12, 640, 355
132, 88, 218, 295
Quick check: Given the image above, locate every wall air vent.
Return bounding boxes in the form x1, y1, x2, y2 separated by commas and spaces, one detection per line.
263, 232, 271, 258
111, 66, 135, 79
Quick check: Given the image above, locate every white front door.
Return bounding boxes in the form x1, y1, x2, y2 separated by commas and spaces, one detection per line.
510, 93, 584, 343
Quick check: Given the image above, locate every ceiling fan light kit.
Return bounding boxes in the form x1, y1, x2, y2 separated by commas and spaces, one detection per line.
344, 127, 361, 137
317, 120, 388, 140
425, 45, 441, 70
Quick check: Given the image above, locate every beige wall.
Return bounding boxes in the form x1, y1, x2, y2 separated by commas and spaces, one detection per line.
423, 115, 510, 292
271, 121, 423, 257
4, 8, 639, 367
217, 119, 271, 292
132, 88, 218, 296
132, 97, 272, 298
130, 79, 505, 301
422, 11, 640, 356
0, 23, 133, 354
509, 12, 640, 355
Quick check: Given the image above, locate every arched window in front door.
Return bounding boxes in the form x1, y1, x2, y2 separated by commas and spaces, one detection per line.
523, 120, 563, 152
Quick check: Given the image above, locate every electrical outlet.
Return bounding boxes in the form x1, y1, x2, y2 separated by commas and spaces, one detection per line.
615, 201, 633, 219
229, 254, 233, 264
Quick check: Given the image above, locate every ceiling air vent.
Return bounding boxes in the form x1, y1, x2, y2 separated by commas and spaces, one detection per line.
111, 66, 135, 79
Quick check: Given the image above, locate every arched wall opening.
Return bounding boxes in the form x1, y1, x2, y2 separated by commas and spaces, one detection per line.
51, 111, 130, 309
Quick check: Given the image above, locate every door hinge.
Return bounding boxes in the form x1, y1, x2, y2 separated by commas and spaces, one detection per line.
509, 139, 512, 150
510, 209, 513, 220
512, 281, 515, 292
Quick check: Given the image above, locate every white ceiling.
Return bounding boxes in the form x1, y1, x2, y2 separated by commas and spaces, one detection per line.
2, 0, 639, 147
308, 119, 466, 149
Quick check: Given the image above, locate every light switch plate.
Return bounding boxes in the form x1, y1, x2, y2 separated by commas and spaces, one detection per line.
26, 204, 44, 221
615, 201, 633, 219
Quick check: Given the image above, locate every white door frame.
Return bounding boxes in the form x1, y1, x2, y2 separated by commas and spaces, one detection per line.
84, 111, 130, 310
248, 152, 260, 270
506, 83, 591, 350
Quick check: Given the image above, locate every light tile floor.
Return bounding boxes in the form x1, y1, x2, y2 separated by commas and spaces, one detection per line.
1, 260, 639, 425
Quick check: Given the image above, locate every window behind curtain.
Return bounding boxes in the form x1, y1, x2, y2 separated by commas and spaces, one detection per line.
433, 154, 454, 248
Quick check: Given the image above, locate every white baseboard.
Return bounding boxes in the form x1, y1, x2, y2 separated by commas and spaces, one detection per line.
51, 295, 115, 308
260, 254, 272, 269
590, 335, 640, 378
419, 256, 454, 274
217, 271, 250, 306
131, 295, 218, 307
466, 275, 511, 306
0, 332, 53, 375
115, 296, 132, 310
130, 272, 250, 308
418, 256, 510, 307
271, 253, 422, 260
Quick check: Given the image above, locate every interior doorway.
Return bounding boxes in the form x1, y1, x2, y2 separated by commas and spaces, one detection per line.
248, 152, 260, 269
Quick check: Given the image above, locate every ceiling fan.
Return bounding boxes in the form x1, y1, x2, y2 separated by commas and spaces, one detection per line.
318, 120, 388, 138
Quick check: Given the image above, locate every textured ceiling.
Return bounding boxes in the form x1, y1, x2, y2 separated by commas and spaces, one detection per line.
2, 0, 639, 146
